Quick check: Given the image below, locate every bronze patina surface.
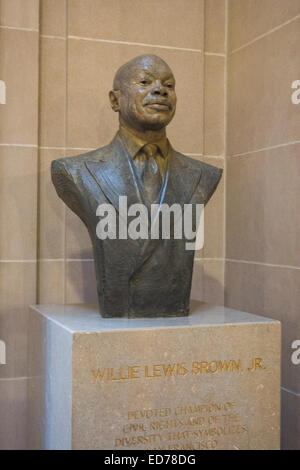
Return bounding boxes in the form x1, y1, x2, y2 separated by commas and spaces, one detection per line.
51, 55, 222, 318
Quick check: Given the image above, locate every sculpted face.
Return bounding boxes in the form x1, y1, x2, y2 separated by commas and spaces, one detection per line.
110, 55, 177, 132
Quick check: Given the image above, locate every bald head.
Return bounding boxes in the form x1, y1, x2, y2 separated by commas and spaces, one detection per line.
113, 54, 174, 91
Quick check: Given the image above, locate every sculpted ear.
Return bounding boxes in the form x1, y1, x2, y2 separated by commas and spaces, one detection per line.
109, 90, 121, 112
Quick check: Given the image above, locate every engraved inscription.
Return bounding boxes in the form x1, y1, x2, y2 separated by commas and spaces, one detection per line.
91, 357, 266, 383
88, 356, 268, 449
112, 401, 248, 450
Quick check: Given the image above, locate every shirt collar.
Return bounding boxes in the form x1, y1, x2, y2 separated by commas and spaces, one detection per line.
118, 126, 169, 159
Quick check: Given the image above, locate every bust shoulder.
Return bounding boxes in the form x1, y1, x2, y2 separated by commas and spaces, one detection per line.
173, 151, 223, 205
51, 143, 114, 173
173, 150, 223, 176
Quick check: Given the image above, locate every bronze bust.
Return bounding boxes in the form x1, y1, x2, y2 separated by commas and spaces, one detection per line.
51, 55, 222, 318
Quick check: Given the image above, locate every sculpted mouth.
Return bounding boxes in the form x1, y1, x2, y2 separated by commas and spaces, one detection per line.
144, 102, 171, 110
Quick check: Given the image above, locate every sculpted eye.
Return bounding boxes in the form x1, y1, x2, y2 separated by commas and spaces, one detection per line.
140, 79, 149, 85
166, 83, 174, 89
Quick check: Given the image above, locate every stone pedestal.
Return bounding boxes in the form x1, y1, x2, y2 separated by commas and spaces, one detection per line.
27, 301, 281, 450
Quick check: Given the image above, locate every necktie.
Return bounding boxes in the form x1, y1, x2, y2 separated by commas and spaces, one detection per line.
139, 144, 163, 204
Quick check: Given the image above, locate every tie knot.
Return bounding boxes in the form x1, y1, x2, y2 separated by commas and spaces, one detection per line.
142, 143, 158, 159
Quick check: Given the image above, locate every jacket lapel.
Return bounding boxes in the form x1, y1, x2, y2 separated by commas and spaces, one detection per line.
162, 148, 202, 208
85, 135, 143, 213
85, 139, 201, 212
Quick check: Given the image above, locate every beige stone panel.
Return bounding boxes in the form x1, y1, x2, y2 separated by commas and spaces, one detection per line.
67, 39, 203, 154
0, 147, 37, 260
68, 0, 204, 49
226, 144, 300, 267
281, 389, 300, 450
227, 17, 300, 155
38, 260, 64, 304
27, 375, 44, 450
40, 0, 67, 37
202, 259, 224, 305
71, 315, 280, 449
39, 149, 65, 259
191, 259, 204, 300
39, 38, 66, 147
0, 0, 39, 30
204, 55, 225, 156
27, 307, 48, 449
0, 262, 36, 378
193, 156, 224, 259
202, 157, 224, 259
192, 259, 224, 304
0, 378, 27, 450
27, 310, 48, 449
225, 261, 300, 393
0, 29, 38, 145
27, 309, 46, 379
205, 0, 226, 53
65, 208, 93, 260
225, 261, 300, 323
65, 260, 97, 304
229, 0, 300, 52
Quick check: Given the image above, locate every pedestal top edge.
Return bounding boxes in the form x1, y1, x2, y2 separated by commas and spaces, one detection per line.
30, 301, 280, 334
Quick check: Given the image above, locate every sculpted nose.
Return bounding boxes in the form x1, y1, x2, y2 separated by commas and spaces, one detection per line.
152, 82, 168, 97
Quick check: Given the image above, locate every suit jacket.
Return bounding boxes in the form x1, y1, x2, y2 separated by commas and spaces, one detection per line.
51, 133, 222, 318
